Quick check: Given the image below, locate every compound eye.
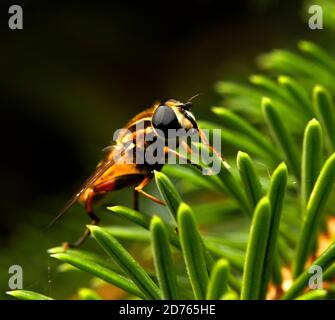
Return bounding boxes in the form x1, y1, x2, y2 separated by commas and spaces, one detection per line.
152, 105, 180, 137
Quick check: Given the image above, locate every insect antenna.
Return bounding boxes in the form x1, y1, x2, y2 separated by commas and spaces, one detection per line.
187, 93, 202, 103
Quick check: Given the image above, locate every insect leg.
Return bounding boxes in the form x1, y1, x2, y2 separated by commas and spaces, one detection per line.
180, 140, 193, 155
63, 175, 152, 249
198, 128, 224, 160
133, 189, 139, 211
164, 146, 202, 171
135, 175, 165, 205
63, 189, 100, 249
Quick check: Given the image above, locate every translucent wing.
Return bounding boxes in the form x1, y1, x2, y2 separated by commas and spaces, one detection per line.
48, 156, 117, 227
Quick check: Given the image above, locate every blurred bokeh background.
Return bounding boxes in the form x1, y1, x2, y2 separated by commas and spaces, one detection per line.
0, 0, 334, 299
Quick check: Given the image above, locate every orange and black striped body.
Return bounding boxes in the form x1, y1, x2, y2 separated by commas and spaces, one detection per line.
78, 106, 160, 205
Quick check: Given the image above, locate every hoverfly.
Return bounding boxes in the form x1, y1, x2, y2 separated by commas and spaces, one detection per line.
56, 98, 219, 248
